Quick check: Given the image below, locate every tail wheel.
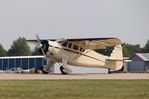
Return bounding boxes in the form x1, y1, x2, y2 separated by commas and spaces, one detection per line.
60, 66, 68, 75
108, 69, 111, 74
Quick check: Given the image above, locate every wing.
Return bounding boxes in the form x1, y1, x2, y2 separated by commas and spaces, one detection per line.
66, 38, 121, 49
27, 37, 121, 49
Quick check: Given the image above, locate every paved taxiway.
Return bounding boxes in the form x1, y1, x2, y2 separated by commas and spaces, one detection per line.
0, 73, 149, 80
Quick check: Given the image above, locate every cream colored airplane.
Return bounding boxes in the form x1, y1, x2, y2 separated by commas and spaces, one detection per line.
27, 35, 123, 74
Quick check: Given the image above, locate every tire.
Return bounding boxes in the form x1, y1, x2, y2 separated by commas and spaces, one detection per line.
41, 66, 49, 74
60, 66, 68, 75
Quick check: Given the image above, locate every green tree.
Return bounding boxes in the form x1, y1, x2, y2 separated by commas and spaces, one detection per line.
122, 43, 142, 57
7, 37, 32, 56
143, 40, 149, 53
0, 44, 7, 57
122, 44, 130, 57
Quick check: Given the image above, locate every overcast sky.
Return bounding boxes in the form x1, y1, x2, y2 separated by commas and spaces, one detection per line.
0, 0, 149, 50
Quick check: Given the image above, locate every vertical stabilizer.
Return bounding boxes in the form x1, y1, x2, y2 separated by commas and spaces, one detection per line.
106, 44, 123, 70
110, 44, 123, 60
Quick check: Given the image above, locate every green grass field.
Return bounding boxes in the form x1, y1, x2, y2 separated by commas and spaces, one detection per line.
0, 80, 148, 99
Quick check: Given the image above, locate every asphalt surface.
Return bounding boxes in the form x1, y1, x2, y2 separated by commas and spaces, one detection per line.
0, 73, 149, 80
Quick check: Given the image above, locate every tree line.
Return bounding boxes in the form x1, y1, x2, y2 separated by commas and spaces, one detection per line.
0, 37, 149, 57
122, 41, 149, 57
0, 37, 31, 57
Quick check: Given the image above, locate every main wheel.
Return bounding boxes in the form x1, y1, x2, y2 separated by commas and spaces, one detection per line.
60, 66, 68, 75
41, 66, 49, 74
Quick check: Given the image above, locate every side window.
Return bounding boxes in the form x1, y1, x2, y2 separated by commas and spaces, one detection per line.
73, 45, 78, 50
61, 41, 68, 47
68, 43, 72, 49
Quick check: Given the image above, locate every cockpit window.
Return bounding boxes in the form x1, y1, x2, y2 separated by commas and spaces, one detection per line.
73, 45, 78, 50
68, 42, 72, 49
61, 41, 68, 47
62, 42, 84, 52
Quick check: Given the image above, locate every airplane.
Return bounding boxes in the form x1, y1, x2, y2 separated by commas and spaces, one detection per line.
27, 35, 123, 74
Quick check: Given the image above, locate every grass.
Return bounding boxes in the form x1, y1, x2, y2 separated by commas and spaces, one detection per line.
0, 80, 148, 99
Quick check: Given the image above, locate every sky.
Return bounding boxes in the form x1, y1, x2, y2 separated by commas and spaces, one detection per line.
0, 0, 149, 50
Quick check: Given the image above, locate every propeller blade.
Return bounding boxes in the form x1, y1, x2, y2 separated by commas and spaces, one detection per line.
35, 35, 46, 56
36, 35, 41, 48
41, 48, 46, 56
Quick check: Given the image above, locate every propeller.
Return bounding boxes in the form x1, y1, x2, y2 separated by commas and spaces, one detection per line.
35, 35, 46, 56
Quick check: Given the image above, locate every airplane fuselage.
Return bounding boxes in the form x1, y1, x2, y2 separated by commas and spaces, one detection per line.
46, 41, 108, 68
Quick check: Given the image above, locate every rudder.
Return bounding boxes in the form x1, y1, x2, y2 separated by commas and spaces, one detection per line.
106, 44, 123, 70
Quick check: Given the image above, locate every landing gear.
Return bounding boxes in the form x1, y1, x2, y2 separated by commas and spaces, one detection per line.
108, 69, 111, 74
60, 56, 72, 74
41, 66, 49, 74
60, 66, 68, 75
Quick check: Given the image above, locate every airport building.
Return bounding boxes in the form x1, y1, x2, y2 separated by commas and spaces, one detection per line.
124, 53, 149, 72
0, 56, 47, 70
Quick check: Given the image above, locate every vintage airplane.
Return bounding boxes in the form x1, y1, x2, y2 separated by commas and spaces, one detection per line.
27, 35, 123, 74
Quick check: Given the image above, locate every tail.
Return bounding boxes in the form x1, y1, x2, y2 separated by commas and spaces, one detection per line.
105, 44, 123, 70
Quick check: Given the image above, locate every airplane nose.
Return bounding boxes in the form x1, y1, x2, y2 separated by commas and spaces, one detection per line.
39, 40, 49, 55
